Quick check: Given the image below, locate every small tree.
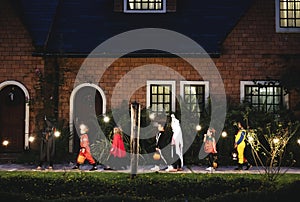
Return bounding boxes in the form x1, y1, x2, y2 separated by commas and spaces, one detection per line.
242, 107, 300, 182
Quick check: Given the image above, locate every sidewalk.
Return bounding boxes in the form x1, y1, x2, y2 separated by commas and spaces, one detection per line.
1, 163, 300, 174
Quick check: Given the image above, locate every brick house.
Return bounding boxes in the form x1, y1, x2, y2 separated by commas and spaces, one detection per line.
0, 0, 300, 157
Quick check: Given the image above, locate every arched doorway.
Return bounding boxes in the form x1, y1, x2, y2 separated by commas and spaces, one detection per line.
69, 84, 106, 153
0, 84, 26, 153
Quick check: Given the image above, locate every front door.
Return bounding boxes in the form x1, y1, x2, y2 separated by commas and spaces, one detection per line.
0, 85, 25, 153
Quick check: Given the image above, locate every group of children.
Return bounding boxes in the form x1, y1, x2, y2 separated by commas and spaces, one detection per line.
36, 115, 251, 172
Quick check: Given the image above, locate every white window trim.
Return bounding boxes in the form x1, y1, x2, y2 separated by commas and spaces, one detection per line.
275, 0, 300, 33
146, 80, 176, 112
180, 81, 210, 106
240, 80, 289, 109
124, 0, 166, 13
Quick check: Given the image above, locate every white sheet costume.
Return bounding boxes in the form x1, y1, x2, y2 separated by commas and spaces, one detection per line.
171, 114, 184, 168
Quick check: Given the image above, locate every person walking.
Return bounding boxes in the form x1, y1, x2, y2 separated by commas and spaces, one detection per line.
151, 122, 170, 171
72, 123, 97, 171
203, 128, 218, 172
36, 118, 56, 170
234, 120, 252, 170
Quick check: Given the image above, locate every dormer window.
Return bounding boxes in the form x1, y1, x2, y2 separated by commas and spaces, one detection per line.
276, 0, 300, 33
124, 0, 167, 13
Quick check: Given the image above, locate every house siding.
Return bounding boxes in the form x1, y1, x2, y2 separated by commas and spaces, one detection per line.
0, 0, 45, 148
1, 0, 300, 152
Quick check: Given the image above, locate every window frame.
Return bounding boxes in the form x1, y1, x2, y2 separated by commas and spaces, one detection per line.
123, 0, 167, 13
146, 80, 176, 114
275, 0, 300, 33
240, 81, 289, 112
180, 81, 209, 116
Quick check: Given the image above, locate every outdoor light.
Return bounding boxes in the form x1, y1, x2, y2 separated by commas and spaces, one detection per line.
2, 140, 9, 146
273, 137, 280, 144
54, 130, 61, 137
149, 113, 155, 120
196, 124, 202, 131
247, 135, 254, 143
28, 136, 35, 142
221, 131, 227, 138
103, 116, 110, 123
297, 139, 300, 145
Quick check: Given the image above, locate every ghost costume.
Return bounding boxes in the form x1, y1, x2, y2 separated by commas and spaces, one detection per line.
170, 114, 184, 169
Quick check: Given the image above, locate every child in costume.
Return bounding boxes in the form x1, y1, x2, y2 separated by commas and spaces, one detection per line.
234, 121, 252, 170
151, 122, 170, 171
203, 128, 218, 172
105, 126, 127, 170
167, 114, 184, 172
72, 123, 97, 171
36, 117, 56, 170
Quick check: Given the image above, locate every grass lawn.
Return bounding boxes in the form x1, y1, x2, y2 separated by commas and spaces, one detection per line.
0, 171, 300, 201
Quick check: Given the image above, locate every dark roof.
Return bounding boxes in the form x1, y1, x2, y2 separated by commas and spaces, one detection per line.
18, 0, 252, 56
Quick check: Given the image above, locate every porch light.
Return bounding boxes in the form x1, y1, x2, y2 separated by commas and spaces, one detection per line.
221, 131, 227, 138
196, 124, 201, 131
2, 140, 9, 146
103, 116, 110, 123
28, 136, 35, 142
54, 130, 61, 138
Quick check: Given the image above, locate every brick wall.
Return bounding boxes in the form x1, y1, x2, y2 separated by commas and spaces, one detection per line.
0, 0, 45, 142
58, 0, 300, 123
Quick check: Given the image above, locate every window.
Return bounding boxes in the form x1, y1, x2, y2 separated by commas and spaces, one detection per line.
276, 0, 300, 32
240, 81, 288, 112
147, 80, 175, 114
180, 81, 209, 117
124, 0, 166, 13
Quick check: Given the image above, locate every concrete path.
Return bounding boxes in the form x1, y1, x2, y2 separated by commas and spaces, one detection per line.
1, 163, 300, 174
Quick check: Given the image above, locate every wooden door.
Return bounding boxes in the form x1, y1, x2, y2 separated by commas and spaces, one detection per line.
0, 85, 25, 153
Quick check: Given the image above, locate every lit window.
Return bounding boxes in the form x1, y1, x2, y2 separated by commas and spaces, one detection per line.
276, 0, 300, 32
147, 80, 175, 114
180, 81, 209, 117
240, 81, 288, 112
124, 0, 166, 13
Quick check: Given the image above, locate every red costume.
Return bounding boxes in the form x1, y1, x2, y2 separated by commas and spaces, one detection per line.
110, 133, 126, 158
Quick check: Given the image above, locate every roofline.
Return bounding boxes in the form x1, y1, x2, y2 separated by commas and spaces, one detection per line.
32, 51, 221, 58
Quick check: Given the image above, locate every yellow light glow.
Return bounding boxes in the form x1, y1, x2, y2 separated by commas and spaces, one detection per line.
297, 139, 300, 145
196, 125, 202, 131
248, 136, 254, 142
149, 113, 155, 120
273, 138, 280, 144
28, 136, 35, 142
103, 116, 110, 123
54, 130, 61, 137
2, 140, 9, 146
221, 131, 227, 138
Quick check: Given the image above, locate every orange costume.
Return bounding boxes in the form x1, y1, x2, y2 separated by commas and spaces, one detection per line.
73, 124, 97, 171
77, 133, 96, 165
